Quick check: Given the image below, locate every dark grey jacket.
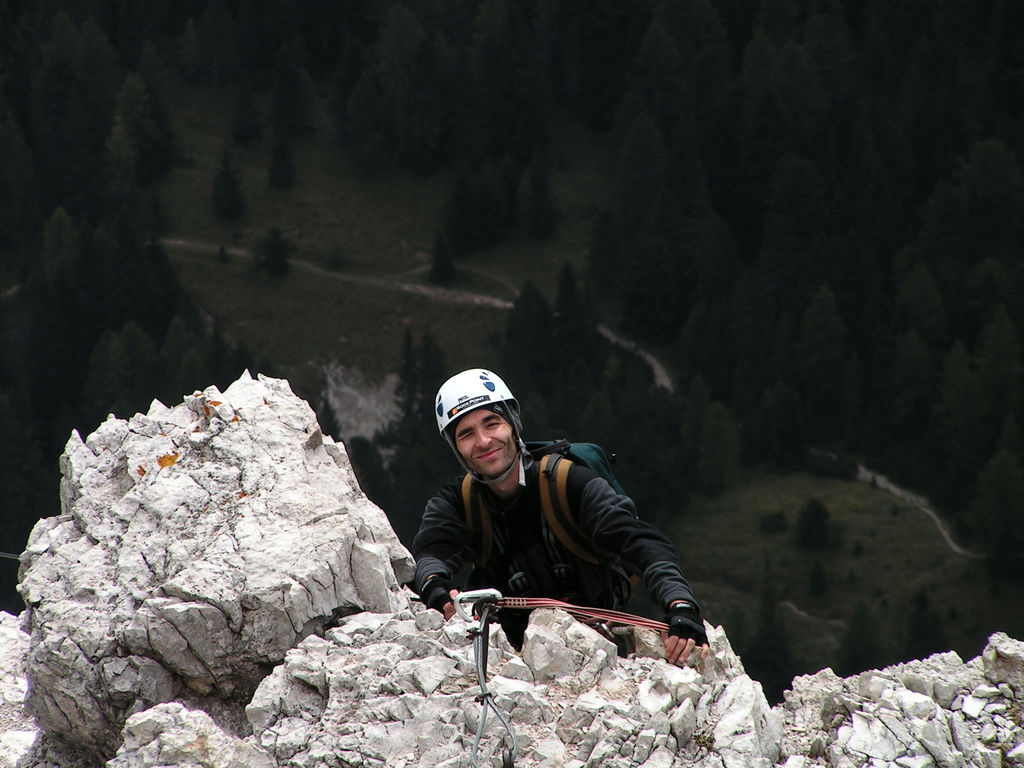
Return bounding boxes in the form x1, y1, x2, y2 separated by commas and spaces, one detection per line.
412, 457, 699, 614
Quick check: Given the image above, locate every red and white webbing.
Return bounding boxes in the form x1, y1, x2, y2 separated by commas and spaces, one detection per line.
495, 596, 669, 633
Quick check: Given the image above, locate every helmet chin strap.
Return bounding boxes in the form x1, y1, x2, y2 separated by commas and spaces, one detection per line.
477, 448, 526, 487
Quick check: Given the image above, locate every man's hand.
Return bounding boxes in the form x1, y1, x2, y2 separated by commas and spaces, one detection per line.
423, 575, 459, 620
441, 588, 459, 621
663, 602, 710, 666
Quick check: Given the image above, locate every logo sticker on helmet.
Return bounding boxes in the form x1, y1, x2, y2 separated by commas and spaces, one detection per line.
484, 381, 496, 392
447, 394, 490, 419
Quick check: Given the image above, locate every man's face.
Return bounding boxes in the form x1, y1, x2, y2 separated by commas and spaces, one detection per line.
453, 407, 518, 480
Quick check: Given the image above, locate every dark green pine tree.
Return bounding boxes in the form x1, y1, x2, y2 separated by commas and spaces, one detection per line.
80, 328, 134, 424
559, 0, 651, 130
0, 388, 47, 556
374, 3, 454, 172
502, 280, 555, 397
160, 315, 211, 403
137, 42, 177, 182
894, 261, 948, 354
975, 305, 1022, 455
749, 380, 804, 469
374, 331, 450, 547
0, 117, 38, 251
268, 131, 296, 189
429, 229, 457, 285
887, 329, 936, 458
794, 285, 849, 444
27, 208, 87, 415
344, 69, 387, 171
549, 262, 605, 424
796, 499, 830, 550
836, 601, 887, 676
741, 559, 797, 704
934, 340, 985, 508
613, 113, 687, 342
32, 12, 120, 220
232, 82, 263, 144
913, 141, 1024, 339
904, 590, 947, 660
523, 150, 558, 239
971, 448, 1024, 582
256, 226, 293, 277
212, 147, 244, 220
695, 402, 741, 493
464, 0, 545, 161
617, 18, 687, 141
759, 154, 833, 316
270, 46, 314, 138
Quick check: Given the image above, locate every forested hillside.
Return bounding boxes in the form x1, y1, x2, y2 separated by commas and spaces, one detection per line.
2, 0, 1023, 701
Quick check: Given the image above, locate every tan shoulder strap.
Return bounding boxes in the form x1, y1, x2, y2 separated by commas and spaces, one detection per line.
461, 473, 492, 566
539, 454, 600, 565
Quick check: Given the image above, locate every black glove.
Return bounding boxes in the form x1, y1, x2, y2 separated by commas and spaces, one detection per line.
665, 601, 708, 647
422, 575, 456, 614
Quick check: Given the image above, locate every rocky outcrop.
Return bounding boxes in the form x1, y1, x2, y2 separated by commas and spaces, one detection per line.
777, 636, 1024, 767
2, 372, 1022, 768
16, 372, 412, 761
0, 612, 33, 768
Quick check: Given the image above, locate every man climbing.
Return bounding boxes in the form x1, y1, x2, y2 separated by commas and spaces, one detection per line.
412, 368, 709, 666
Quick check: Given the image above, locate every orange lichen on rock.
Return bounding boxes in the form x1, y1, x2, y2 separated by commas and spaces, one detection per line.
157, 452, 179, 468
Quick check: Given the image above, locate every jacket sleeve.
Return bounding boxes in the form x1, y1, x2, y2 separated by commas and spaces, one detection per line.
411, 480, 468, 598
571, 465, 700, 613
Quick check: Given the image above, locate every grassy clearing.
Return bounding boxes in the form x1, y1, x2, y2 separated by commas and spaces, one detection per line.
666, 470, 1016, 674
158, 83, 615, 387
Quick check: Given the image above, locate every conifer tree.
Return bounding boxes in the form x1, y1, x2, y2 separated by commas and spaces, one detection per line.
502, 280, 554, 395
0, 117, 38, 250
975, 305, 1022, 452
523, 150, 558, 239
231, 83, 263, 145
212, 147, 244, 220
971, 448, 1024, 582
837, 601, 886, 676
741, 559, 796, 704
271, 47, 314, 138
696, 402, 741, 492
795, 285, 849, 443
269, 131, 296, 189
888, 329, 935, 451
179, 18, 203, 82
32, 12, 119, 220
429, 230, 457, 285
256, 226, 293, 277
905, 590, 947, 660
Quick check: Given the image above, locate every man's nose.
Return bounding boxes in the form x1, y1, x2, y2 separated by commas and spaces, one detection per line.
472, 429, 494, 450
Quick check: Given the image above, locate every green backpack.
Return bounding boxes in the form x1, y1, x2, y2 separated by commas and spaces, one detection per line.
460, 439, 626, 568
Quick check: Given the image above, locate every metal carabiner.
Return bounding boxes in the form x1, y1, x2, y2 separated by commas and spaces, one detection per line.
453, 588, 503, 622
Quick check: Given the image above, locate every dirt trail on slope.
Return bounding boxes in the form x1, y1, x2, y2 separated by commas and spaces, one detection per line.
162, 238, 676, 391
854, 465, 980, 558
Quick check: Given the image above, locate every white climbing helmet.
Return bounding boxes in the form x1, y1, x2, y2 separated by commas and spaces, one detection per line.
435, 368, 519, 437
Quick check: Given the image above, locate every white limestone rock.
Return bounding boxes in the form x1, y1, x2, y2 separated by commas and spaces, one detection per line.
17, 372, 413, 759
983, 633, 1024, 694
244, 604, 762, 768
0, 612, 36, 768
107, 702, 275, 768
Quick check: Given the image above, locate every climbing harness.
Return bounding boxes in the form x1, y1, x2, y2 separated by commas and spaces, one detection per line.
453, 589, 671, 768
455, 589, 518, 768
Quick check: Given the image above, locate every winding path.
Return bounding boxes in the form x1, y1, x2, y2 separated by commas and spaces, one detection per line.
162, 238, 676, 391
854, 465, 980, 558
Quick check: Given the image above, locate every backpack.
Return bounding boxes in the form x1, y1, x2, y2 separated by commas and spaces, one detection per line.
460, 439, 625, 568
